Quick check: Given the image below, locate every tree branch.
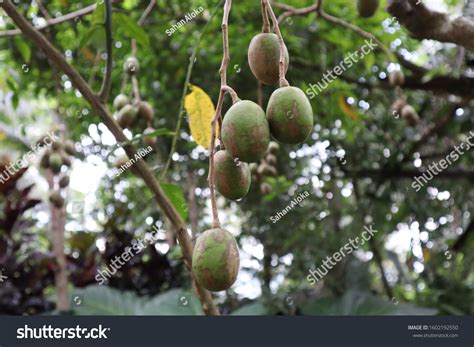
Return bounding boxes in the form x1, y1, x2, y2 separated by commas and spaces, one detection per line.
98, 0, 113, 103
0, 0, 219, 316
387, 0, 474, 51
0, 3, 98, 37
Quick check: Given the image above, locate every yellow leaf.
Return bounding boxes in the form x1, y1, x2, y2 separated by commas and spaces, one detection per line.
338, 96, 358, 121
0, 132, 6, 142
184, 85, 217, 149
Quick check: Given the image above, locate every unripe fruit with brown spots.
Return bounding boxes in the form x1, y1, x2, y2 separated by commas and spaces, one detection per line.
266, 86, 314, 144
357, 0, 379, 18
389, 70, 405, 87
248, 33, 289, 85
123, 57, 139, 75
113, 94, 130, 110
222, 100, 270, 163
192, 228, 240, 292
49, 191, 64, 208
214, 150, 251, 200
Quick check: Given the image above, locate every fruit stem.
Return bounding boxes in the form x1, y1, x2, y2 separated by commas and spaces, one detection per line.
208, 0, 238, 229
98, 0, 113, 103
261, 0, 270, 33
264, 0, 290, 87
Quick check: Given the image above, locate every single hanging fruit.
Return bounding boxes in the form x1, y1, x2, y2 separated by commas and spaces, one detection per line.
357, 0, 379, 18
192, 228, 240, 292
266, 86, 313, 144
214, 150, 251, 200
222, 100, 270, 163
247, 33, 289, 85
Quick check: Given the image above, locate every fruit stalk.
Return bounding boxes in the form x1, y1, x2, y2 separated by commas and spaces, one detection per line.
261, 0, 270, 33
263, 0, 290, 87
208, 0, 239, 228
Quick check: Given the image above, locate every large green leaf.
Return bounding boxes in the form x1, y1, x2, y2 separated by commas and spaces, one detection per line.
161, 183, 188, 221
71, 286, 203, 315
231, 302, 266, 315
113, 13, 150, 47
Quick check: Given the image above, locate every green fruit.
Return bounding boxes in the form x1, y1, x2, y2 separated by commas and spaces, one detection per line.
49, 191, 64, 208
123, 56, 139, 75
61, 152, 71, 167
49, 153, 63, 174
357, 0, 379, 18
214, 150, 251, 200
192, 228, 240, 292
118, 104, 137, 128
248, 33, 289, 85
222, 100, 270, 163
137, 101, 154, 122
113, 94, 130, 110
266, 86, 313, 144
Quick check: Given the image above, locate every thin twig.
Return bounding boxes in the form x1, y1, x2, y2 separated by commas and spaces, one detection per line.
264, 0, 289, 87
161, 1, 222, 179
208, 0, 238, 228
131, 0, 156, 56
0, 3, 98, 37
261, 0, 271, 33
99, 0, 113, 103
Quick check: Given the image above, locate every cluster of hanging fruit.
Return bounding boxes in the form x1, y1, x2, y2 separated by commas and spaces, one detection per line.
39, 136, 76, 208
389, 70, 420, 126
113, 56, 157, 146
192, 20, 315, 293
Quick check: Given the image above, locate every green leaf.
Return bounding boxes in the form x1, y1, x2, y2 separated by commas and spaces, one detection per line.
161, 183, 188, 221
91, 1, 105, 25
141, 289, 203, 315
78, 25, 103, 49
14, 37, 31, 63
232, 302, 266, 315
113, 13, 150, 46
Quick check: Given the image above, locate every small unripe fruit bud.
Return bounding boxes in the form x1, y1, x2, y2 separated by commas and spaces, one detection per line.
391, 98, 407, 117
49, 191, 64, 208
143, 127, 156, 146
64, 140, 76, 157
113, 94, 130, 110
124, 57, 139, 75
118, 104, 138, 128
401, 105, 420, 127
265, 154, 277, 166
260, 182, 272, 195
61, 152, 72, 167
59, 175, 70, 188
49, 153, 63, 174
357, 0, 379, 18
268, 141, 280, 154
51, 141, 61, 151
40, 152, 50, 169
389, 70, 405, 87
137, 101, 154, 122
